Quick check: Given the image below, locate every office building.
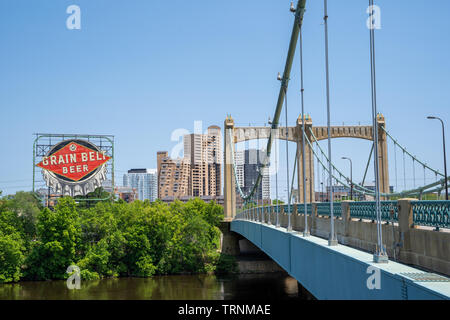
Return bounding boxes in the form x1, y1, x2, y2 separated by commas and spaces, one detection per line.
123, 168, 158, 202
236, 149, 270, 201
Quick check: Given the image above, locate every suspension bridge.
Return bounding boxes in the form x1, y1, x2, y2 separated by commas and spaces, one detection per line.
220, 0, 450, 300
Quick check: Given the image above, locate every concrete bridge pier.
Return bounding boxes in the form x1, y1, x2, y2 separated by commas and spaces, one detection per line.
219, 221, 241, 256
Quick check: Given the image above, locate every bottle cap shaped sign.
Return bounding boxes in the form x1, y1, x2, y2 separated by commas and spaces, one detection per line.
36, 139, 111, 197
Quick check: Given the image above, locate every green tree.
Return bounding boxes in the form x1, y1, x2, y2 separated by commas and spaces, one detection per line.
24, 197, 81, 280
3, 191, 42, 243
75, 187, 111, 208
0, 232, 25, 283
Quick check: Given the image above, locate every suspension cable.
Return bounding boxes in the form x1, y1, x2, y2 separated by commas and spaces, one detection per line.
299, 26, 309, 234
323, 0, 336, 244
289, 145, 298, 204
235, 0, 306, 202
275, 136, 279, 225
381, 126, 443, 177
394, 142, 398, 192
284, 90, 292, 230
362, 143, 374, 187
423, 165, 426, 189
403, 150, 406, 191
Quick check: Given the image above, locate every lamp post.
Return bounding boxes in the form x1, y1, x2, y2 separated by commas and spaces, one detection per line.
427, 116, 448, 201
321, 182, 324, 202
342, 157, 353, 200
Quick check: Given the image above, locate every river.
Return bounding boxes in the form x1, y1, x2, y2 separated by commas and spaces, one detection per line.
0, 273, 304, 300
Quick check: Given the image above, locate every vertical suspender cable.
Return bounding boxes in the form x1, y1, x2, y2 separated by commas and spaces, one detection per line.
394, 142, 398, 193
423, 165, 426, 187
413, 159, 416, 189
323, 0, 336, 245
276, 137, 280, 226
322, 146, 325, 200
285, 91, 292, 231
369, 0, 387, 262
316, 141, 320, 200
403, 151, 406, 191
299, 28, 309, 235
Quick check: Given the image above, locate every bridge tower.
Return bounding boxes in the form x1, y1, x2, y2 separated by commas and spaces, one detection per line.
223, 115, 236, 221
223, 114, 390, 219
297, 114, 315, 203
376, 114, 390, 198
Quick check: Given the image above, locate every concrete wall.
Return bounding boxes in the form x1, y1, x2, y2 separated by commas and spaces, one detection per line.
257, 201, 449, 277
231, 220, 450, 300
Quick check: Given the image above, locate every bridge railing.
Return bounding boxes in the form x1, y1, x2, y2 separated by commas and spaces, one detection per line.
235, 199, 449, 229
316, 202, 342, 218
411, 200, 450, 229
296, 203, 312, 215
349, 201, 398, 222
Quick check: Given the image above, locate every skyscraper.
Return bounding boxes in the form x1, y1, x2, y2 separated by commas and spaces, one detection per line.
157, 125, 222, 200
157, 151, 191, 199
183, 126, 222, 197
236, 149, 270, 201
123, 168, 158, 202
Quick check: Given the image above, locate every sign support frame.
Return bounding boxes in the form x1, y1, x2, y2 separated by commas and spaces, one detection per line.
32, 133, 115, 202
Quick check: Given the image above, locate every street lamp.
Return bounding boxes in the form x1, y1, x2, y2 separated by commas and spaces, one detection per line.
321, 182, 324, 202
427, 116, 448, 200
342, 157, 353, 200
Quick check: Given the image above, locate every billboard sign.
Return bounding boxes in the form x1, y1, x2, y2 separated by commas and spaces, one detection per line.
36, 139, 111, 197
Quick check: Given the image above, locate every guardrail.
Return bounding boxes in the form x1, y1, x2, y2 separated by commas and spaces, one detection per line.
235, 200, 449, 229
411, 200, 450, 229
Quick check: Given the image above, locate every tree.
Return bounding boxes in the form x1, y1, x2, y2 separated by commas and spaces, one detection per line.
0, 232, 25, 283
3, 191, 42, 242
24, 197, 81, 280
74, 187, 111, 209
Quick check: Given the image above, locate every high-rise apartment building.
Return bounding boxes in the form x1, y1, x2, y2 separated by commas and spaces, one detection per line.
157, 125, 222, 200
157, 151, 191, 199
183, 126, 222, 197
123, 168, 158, 202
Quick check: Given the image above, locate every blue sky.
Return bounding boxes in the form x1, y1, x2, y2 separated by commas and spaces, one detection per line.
1, 0, 449, 199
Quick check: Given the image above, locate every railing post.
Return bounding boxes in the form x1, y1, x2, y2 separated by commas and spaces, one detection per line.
341, 201, 351, 240
311, 203, 317, 234
276, 204, 280, 227
293, 203, 298, 230
397, 198, 417, 259
398, 198, 415, 233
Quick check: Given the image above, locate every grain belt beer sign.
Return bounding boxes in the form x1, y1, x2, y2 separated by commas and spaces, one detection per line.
36, 139, 111, 197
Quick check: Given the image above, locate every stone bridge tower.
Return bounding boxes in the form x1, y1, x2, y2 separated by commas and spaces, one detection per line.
223, 114, 389, 219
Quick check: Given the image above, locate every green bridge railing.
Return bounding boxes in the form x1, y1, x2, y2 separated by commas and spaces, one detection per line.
411, 201, 450, 229
349, 201, 398, 222
236, 200, 449, 229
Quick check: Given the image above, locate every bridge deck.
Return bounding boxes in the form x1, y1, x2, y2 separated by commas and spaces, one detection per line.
231, 219, 450, 300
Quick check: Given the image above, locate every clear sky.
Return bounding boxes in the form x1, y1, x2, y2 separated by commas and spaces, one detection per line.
1, 0, 449, 200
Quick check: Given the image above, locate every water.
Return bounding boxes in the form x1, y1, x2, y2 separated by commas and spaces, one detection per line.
0, 273, 302, 300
